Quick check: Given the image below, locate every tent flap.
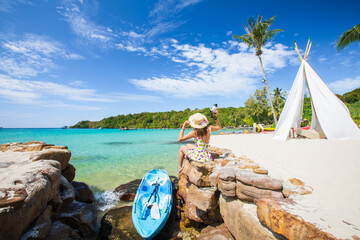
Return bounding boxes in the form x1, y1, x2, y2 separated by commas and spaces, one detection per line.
273, 60, 360, 141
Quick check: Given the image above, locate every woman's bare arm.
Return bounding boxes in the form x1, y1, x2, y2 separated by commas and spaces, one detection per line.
210, 110, 221, 132
178, 120, 195, 141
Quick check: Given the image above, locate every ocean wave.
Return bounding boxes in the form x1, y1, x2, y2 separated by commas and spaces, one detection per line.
94, 191, 121, 211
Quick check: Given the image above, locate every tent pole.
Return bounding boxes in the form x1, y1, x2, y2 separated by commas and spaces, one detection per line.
305, 42, 312, 60
304, 67, 318, 123
304, 38, 311, 59
294, 41, 303, 62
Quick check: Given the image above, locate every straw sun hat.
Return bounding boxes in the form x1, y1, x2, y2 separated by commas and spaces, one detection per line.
189, 113, 209, 129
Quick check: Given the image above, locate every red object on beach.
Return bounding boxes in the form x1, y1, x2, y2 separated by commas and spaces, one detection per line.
301, 126, 311, 130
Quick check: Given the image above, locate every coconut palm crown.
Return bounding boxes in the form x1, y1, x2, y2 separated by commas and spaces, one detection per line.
336, 24, 360, 52
233, 15, 283, 56
233, 15, 282, 125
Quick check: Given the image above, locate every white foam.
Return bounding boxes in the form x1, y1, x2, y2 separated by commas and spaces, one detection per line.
94, 191, 121, 212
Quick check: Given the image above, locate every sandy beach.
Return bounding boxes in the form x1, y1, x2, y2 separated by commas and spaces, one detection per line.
211, 133, 360, 239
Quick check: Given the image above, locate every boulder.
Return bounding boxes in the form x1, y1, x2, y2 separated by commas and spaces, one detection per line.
181, 158, 217, 187
99, 206, 142, 240
217, 168, 236, 197
257, 198, 337, 240
59, 176, 75, 208
0, 154, 61, 240
71, 181, 95, 204
114, 179, 142, 202
45, 221, 81, 240
177, 174, 191, 202
219, 194, 277, 240
282, 179, 313, 198
198, 224, 235, 240
20, 205, 52, 240
184, 185, 222, 225
61, 163, 76, 182
235, 169, 283, 191
236, 181, 283, 203
30, 149, 71, 170
54, 200, 98, 240
187, 185, 218, 212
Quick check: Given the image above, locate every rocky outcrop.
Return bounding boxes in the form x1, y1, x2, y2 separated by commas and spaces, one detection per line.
198, 224, 235, 240
0, 142, 97, 240
219, 194, 277, 240
282, 178, 313, 198
210, 167, 284, 203
114, 179, 142, 201
71, 181, 95, 204
181, 158, 217, 187
257, 198, 337, 240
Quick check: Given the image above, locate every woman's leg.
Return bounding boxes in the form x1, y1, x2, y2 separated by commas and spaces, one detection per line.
179, 145, 189, 172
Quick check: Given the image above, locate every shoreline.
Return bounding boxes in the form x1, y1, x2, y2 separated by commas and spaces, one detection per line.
210, 133, 360, 239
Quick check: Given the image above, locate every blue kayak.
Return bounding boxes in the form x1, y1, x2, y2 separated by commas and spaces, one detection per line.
132, 169, 173, 240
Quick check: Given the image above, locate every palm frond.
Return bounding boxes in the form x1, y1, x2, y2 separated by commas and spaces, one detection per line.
233, 34, 254, 47
336, 25, 360, 51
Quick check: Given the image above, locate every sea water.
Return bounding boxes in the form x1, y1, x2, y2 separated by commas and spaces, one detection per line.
0, 128, 239, 211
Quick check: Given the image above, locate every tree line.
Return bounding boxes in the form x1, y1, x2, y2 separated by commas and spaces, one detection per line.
71, 87, 360, 129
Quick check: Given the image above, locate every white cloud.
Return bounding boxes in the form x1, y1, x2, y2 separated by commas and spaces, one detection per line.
329, 76, 360, 94
319, 57, 327, 62
58, 0, 114, 45
226, 31, 232, 36
0, 0, 31, 12
0, 74, 161, 107
0, 34, 82, 77
131, 40, 298, 98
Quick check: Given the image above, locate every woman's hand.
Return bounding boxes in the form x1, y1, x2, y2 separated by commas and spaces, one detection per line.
212, 110, 218, 117
182, 120, 190, 128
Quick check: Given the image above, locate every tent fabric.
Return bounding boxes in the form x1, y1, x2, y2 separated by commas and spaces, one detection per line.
273, 60, 360, 141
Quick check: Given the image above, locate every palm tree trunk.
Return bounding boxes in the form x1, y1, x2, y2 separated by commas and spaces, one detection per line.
258, 55, 278, 126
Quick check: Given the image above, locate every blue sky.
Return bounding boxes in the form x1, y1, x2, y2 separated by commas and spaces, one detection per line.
0, 0, 359, 127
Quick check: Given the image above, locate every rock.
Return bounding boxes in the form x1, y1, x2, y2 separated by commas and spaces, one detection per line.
188, 185, 218, 212
49, 192, 63, 213
114, 179, 142, 202
257, 198, 337, 240
253, 168, 268, 175
219, 194, 277, 240
236, 181, 283, 203
184, 185, 222, 225
55, 200, 98, 240
181, 158, 217, 187
59, 176, 75, 208
210, 152, 220, 159
0, 152, 61, 240
217, 168, 236, 197
235, 169, 283, 191
282, 179, 313, 198
0, 187, 28, 210
43, 146, 68, 150
71, 181, 95, 204
20, 205, 52, 240
61, 163, 76, 182
99, 206, 142, 240
30, 149, 71, 170
177, 174, 191, 202
45, 221, 81, 240
198, 224, 235, 240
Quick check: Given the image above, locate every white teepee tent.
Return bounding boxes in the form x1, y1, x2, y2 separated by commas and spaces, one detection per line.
273, 40, 360, 141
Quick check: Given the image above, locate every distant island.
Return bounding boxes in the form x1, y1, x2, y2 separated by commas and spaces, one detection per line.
71, 88, 360, 129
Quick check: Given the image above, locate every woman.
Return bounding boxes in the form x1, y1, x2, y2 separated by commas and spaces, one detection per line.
178, 111, 221, 172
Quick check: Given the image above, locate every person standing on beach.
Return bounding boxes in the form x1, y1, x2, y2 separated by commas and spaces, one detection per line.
178, 111, 221, 172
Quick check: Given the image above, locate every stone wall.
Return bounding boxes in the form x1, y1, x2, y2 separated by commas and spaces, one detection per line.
176, 146, 340, 240
0, 141, 98, 240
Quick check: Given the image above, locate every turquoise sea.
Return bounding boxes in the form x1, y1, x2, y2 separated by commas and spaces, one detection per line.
0, 128, 243, 211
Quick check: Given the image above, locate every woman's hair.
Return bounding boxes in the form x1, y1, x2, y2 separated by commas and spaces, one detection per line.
195, 125, 209, 138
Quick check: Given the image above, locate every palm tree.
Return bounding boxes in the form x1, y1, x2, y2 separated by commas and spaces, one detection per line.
336, 25, 360, 52
233, 15, 282, 125
272, 88, 286, 116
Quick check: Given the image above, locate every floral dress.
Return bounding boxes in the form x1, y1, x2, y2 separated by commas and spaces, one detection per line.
186, 135, 212, 162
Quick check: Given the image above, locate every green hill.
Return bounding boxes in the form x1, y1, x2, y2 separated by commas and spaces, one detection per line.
71, 88, 360, 128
